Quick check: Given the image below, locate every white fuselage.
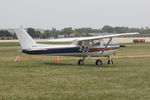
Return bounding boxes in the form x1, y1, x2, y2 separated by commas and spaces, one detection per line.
22, 43, 120, 57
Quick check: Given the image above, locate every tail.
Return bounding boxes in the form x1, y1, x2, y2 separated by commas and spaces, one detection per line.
15, 28, 38, 50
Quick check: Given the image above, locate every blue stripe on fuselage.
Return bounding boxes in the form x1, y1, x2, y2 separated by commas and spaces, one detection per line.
22, 47, 81, 55
103, 43, 120, 46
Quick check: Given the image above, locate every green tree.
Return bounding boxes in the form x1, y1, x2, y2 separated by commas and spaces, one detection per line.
60, 27, 73, 35
0, 30, 12, 37
27, 28, 42, 38
102, 25, 114, 33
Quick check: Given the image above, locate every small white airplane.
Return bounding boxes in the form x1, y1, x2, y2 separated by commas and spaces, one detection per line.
15, 28, 139, 66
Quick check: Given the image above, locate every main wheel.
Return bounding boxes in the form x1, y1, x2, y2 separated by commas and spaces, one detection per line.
95, 59, 102, 66
108, 59, 113, 65
78, 59, 84, 65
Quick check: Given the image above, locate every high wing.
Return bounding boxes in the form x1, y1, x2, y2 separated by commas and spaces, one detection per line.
48, 32, 139, 42
78, 32, 139, 41
48, 37, 79, 42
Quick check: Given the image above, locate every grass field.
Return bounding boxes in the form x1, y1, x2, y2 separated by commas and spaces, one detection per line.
0, 42, 150, 100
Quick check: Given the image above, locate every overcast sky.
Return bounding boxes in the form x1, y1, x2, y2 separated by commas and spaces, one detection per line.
0, 0, 150, 29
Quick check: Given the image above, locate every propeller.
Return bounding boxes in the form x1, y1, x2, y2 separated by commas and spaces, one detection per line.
120, 44, 126, 47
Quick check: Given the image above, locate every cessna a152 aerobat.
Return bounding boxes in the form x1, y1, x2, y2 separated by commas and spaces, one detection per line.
15, 28, 139, 66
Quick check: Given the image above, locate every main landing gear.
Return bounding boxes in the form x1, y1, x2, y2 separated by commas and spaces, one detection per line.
78, 57, 85, 65
77, 57, 113, 66
95, 59, 102, 66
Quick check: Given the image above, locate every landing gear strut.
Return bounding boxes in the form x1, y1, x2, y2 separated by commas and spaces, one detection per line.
78, 57, 85, 65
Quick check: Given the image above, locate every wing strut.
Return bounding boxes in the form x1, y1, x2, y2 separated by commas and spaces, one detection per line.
101, 37, 112, 54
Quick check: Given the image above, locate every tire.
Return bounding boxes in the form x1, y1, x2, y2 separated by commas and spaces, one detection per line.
78, 59, 84, 65
108, 60, 113, 65
95, 59, 102, 66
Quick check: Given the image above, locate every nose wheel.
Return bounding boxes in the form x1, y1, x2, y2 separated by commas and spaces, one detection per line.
107, 56, 113, 65
108, 59, 113, 65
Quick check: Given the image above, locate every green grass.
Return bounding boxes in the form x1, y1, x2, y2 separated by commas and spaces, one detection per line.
0, 42, 20, 47
0, 42, 150, 100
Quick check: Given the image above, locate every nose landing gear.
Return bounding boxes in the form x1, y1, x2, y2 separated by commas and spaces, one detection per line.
107, 56, 113, 65
108, 59, 113, 65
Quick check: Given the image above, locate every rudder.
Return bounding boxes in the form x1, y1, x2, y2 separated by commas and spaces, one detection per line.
15, 28, 38, 50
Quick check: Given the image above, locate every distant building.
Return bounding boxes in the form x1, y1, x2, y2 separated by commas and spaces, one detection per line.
58, 33, 77, 38
89, 33, 110, 36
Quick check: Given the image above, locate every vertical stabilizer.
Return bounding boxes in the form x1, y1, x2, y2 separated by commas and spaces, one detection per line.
15, 28, 38, 50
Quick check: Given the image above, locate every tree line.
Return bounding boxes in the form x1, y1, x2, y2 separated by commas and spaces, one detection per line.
26, 26, 150, 38
1, 25, 150, 39
0, 30, 17, 39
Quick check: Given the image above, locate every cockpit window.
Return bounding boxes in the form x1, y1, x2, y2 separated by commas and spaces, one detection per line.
77, 41, 82, 45
94, 42, 100, 46
75, 40, 102, 46
93, 40, 101, 46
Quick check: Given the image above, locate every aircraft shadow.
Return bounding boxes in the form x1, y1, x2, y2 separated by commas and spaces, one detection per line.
44, 62, 112, 68
13, 62, 112, 68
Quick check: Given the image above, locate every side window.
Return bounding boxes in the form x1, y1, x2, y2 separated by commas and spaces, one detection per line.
77, 41, 82, 45
89, 41, 93, 46
93, 40, 101, 46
